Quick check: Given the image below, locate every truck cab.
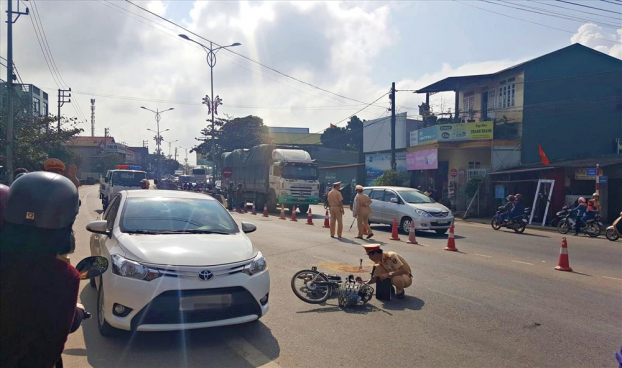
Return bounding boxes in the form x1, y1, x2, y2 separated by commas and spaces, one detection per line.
100, 165, 147, 210
269, 151, 320, 214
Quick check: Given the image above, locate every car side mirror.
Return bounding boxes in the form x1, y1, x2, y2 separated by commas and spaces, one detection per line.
390, 197, 399, 204
86, 220, 110, 235
241, 222, 257, 234
104, 177, 109, 183
75, 256, 109, 280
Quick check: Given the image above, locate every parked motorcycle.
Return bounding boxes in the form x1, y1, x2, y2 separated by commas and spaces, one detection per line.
490, 207, 531, 233
605, 212, 622, 241
556, 208, 601, 237
550, 205, 571, 228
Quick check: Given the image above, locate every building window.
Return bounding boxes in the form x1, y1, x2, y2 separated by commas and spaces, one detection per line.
487, 89, 496, 110
498, 79, 515, 109
463, 93, 475, 116
468, 161, 481, 169
43, 101, 48, 116
33, 97, 40, 115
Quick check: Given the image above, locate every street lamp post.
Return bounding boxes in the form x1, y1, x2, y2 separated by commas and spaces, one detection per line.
179, 34, 241, 186
163, 139, 179, 159
141, 106, 174, 180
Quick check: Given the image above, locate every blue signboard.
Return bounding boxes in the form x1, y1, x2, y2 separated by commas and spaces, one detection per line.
495, 186, 505, 199
586, 168, 597, 176
417, 126, 438, 145
599, 176, 608, 184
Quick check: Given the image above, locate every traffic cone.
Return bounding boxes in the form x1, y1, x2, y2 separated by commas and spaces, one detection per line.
251, 202, 257, 215
407, 220, 418, 244
262, 204, 269, 217
390, 218, 400, 241
291, 206, 298, 222
555, 237, 573, 272
444, 224, 458, 251
306, 208, 314, 225
279, 204, 286, 220
236, 203, 242, 213
323, 210, 330, 228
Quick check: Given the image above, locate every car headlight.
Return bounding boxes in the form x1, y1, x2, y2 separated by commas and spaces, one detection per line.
243, 253, 267, 276
414, 208, 431, 217
111, 254, 161, 281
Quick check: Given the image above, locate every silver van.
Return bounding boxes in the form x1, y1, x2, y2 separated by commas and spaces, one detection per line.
362, 186, 454, 234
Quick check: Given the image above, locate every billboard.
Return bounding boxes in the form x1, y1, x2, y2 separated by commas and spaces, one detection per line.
365, 152, 407, 185
438, 123, 468, 141
417, 126, 438, 145
407, 149, 438, 170
467, 121, 493, 140
411, 121, 494, 146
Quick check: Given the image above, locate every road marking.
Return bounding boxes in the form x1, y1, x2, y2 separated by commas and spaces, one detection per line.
602, 276, 622, 281
474, 254, 492, 258
511, 260, 535, 266
226, 336, 282, 368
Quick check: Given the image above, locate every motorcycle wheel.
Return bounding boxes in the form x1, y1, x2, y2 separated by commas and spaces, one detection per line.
514, 221, 526, 234
605, 228, 619, 241
291, 270, 331, 304
490, 217, 501, 230
586, 223, 601, 238
557, 219, 570, 234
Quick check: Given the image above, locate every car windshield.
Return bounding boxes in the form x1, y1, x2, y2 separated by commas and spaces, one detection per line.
120, 197, 238, 234
396, 189, 436, 204
112, 171, 146, 187
282, 164, 318, 180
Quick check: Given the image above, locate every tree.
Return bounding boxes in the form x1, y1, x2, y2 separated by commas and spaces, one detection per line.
93, 153, 125, 174
320, 116, 364, 151
374, 170, 409, 186
0, 113, 83, 175
161, 158, 180, 175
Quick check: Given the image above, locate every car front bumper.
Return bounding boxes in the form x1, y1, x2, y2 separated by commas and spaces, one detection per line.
278, 195, 320, 205
416, 216, 454, 230
103, 265, 270, 332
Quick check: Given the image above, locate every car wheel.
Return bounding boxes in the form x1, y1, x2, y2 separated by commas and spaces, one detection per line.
97, 278, 117, 337
400, 217, 412, 234
435, 229, 448, 235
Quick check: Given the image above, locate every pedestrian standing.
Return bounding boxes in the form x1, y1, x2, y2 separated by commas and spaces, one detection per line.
354, 185, 373, 239
327, 181, 344, 238
592, 193, 602, 213
236, 183, 245, 210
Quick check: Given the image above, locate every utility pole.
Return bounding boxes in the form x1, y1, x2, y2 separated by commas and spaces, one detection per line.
57, 88, 71, 132
103, 128, 109, 153
90, 98, 95, 137
5, 0, 29, 183
390, 82, 396, 170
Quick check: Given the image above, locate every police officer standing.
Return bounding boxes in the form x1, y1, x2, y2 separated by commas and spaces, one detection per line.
327, 181, 344, 238
362, 244, 412, 299
354, 185, 373, 239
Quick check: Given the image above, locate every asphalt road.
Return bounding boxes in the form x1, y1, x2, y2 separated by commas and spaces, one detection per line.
63, 185, 622, 368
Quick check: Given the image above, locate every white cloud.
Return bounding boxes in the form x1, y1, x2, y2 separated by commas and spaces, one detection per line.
571, 23, 622, 59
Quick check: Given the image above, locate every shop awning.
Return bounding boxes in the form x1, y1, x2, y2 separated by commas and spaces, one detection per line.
490, 166, 559, 175
319, 163, 365, 170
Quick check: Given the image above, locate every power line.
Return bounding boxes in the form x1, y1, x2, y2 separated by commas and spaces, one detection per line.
122, 0, 389, 109
601, 0, 622, 5
454, 1, 622, 44
555, 0, 622, 15
530, 0, 621, 21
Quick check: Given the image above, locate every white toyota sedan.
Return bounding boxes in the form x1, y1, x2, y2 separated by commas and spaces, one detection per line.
87, 190, 269, 336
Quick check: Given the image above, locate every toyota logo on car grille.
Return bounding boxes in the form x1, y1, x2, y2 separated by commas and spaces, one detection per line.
198, 270, 213, 281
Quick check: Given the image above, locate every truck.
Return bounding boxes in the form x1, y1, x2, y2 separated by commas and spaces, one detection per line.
99, 165, 147, 210
191, 168, 208, 184
222, 145, 320, 213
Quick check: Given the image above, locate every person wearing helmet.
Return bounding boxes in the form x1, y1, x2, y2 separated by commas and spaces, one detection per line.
0, 172, 82, 368
592, 193, 602, 213
509, 193, 525, 223
499, 195, 515, 222
571, 197, 588, 236
44, 158, 80, 189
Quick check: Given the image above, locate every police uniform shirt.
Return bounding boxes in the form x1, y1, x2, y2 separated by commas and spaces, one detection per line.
327, 188, 343, 207
373, 251, 412, 277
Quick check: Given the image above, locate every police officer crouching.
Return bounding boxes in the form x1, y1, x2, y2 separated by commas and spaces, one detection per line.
362, 245, 412, 299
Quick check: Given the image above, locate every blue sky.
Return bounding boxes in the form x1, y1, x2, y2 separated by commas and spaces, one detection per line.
1, 1, 620, 164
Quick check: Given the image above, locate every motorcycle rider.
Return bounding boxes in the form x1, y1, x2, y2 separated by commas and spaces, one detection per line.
572, 197, 588, 236
500, 195, 515, 222
591, 192, 602, 213
509, 193, 525, 223
0, 172, 82, 368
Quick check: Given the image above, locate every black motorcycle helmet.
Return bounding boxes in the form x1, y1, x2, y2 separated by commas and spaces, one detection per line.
1, 172, 78, 255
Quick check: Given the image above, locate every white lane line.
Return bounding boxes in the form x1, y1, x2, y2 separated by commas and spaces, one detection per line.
474, 254, 492, 258
511, 260, 535, 266
226, 336, 282, 368
602, 276, 622, 281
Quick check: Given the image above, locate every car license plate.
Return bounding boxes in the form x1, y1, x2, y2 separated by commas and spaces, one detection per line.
180, 295, 232, 311
437, 220, 449, 224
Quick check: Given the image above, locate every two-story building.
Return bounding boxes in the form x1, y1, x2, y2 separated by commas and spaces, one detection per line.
415, 44, 622, 221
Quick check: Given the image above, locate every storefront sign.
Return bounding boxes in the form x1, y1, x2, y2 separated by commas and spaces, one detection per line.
417, 126, 438, 145
467, 121, 493, 140
495, 186, 505, 199
409, 130, 418, 147
365, 152, 407, 185
438, 124, 468, 141
407, 149, 438, 170
586, 168, 597, 176
575, 168, 596, 180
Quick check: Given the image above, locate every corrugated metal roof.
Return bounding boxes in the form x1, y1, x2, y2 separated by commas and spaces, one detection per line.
269, 132, 321, 145
491, 154, 621, 174
66, 136, 115, 147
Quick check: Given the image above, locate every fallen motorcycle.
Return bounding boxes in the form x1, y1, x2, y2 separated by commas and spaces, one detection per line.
291, 266, 374, 308
490, 207, 531, 233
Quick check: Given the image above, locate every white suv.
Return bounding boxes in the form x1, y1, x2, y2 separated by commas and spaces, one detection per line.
363, 186, 454, 234
100, 169, 147, 210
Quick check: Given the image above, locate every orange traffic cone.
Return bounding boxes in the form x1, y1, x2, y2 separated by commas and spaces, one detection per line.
262, 204, 269, 217
291, 206, 298, 222
279, 204, 286, 220
323, 210, 330, 228
251, 202, 257, 215
306, 208, 314, 225
390, 218, 400, 241
555, 237, 573, 272
236, 203, 242, 213
444, 223, 458, 251
407, 220, 418, 244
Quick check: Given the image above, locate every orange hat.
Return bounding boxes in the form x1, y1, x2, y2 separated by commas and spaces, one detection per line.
362, 244, 381, 254
43, 158, 66, 172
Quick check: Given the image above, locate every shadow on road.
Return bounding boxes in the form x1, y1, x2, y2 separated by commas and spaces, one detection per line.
296, 302, 393, 316
78, 286, 280, 368
378, 295, 425, 311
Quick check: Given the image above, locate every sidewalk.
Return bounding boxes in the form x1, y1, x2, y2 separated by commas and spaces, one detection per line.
455, 217, 561, 233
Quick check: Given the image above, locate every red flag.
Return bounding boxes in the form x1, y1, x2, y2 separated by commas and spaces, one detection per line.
329, 123, 335, 128
538, 143, 550, 166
